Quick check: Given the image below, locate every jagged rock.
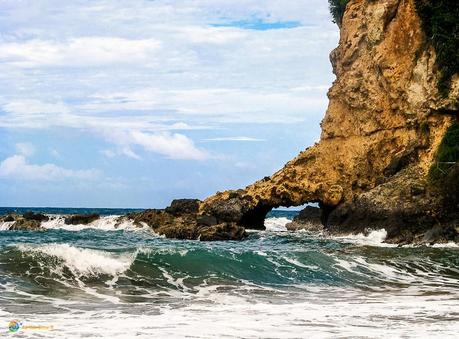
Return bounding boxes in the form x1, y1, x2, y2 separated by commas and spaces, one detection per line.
203, 195, 250, 223
127, 208, 246, 241
422, 224, 458, 245
156, 218, 199, 240
10, 219, 42, 231
324, 167, 455, 244
286, 207, 324, 232
64, 214, 100, 225
1, 214, 17, 222
127, 203, 246, 241
198, 223, 247, 241
23, 212, 49, 222
197, 215, 218, 226
165, 199, 201, 216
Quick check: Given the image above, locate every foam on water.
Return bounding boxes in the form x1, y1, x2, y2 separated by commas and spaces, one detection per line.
0, 211, 457, 338
432, 242, 459, 248
265, 217, 394, 247
264, 217, 290, 232
40, 215, 145, 231
16, 243, 135, 277
331, 229, 395, 247
1, 285, 458, 339
0, 221, 13, 230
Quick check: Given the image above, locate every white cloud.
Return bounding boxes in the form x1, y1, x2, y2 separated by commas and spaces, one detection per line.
203, 136, 265, 142
0, 155, 99, 181
131, 130, 208, 160
176, 26, 247, 44
83, 86, 329, 123
101, 130, 209, 160
0, 37, 161, 68
100, 149, 116, 158
0, 0, 338, 164
16, 143, 35, 156
4, 100, 70, 115
50, 149, 60, 158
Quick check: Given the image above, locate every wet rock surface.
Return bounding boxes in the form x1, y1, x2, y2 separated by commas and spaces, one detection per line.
286, 207, 324, 232
65, 214, 100, 225
23, 212, 49, 222
128, 199, 247, 241
325, 167, 458, 245
10, 219, 42, 231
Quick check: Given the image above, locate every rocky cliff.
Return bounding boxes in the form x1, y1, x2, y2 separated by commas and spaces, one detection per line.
200, 0, 459, 243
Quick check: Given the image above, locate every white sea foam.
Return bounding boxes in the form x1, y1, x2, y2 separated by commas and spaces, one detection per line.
264, 217, 290, 232
40, 215, 146, 232
16, 244, 135, 277
332, 229, 396, 247
2, 286, 458, 339
0, 221, 13, 231
431, 242, 459, 248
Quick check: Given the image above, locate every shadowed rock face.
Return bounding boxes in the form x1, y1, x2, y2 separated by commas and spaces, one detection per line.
65, 214, 100, 225
285, 207, 323, 232
200, 0, 459, 242
23, 212, 49, 222
10, 219, 42, 231
128, 199, 247, 241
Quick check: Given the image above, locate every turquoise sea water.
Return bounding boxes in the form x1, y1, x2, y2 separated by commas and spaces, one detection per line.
0, 208, 458, 338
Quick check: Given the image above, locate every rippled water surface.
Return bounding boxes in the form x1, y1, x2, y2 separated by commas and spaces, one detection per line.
0, 210, 458, 338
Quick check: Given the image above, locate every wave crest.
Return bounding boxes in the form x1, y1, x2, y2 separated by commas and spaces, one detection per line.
16, 244, 135, 277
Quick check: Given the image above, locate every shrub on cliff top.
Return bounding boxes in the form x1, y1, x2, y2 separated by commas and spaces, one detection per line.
328, 0, 349, 26
414, 0, 459, 97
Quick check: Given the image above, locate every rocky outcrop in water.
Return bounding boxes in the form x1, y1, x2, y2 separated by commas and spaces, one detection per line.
285, 207, 324, 232
64, 214, 100, 225
199, 0, 459, 243
128, 199, 247, 241
2, 213, 45, 231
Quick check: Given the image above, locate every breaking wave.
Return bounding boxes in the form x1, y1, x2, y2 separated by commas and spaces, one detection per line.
0, 211, 458, 338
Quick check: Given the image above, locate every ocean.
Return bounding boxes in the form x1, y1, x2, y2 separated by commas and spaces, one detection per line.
0, 208, 458, 338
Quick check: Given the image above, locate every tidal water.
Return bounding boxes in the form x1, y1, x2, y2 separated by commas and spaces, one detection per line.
0, 208, 458, 338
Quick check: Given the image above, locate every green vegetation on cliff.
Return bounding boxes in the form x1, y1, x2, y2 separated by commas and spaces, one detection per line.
429, 123, 459, 181
328, 0, 349, 26
414, 0, 459, 96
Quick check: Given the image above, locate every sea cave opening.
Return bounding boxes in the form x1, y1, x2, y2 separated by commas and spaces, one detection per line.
238, 202, 323, 231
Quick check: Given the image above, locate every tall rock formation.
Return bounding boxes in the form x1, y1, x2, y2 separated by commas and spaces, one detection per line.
201, 0, 459, 243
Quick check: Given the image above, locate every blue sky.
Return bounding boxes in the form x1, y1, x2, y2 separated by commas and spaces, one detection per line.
0, 0, 338, 208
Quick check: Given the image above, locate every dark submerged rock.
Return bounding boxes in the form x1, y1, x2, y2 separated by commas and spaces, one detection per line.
197, 215, 218, 227
325, 167, 459, 245
205, 196, 250, 223
165, 199, 201, 216
23, 212, 49, 222
2, 214, 17, 222
286, 206, 324, 232
64, 214, 100, 225
10, 219, 42, 230
128, 201, 247, 241
198, 223, 246, 241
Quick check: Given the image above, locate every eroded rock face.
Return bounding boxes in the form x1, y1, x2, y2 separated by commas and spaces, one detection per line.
201, 0, 458, 242
10, 219, 42, 231
128, 199, 247, 241
165, 199, 200, 216
285, 207, 324, 232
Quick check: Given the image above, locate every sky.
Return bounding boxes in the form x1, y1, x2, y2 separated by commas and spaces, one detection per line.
0, 0, 339, 208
